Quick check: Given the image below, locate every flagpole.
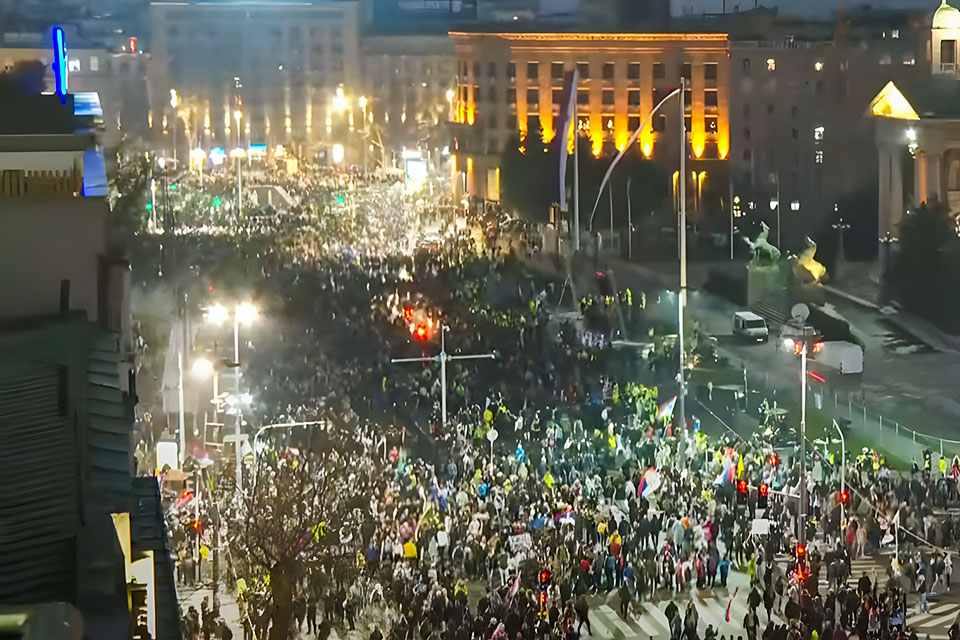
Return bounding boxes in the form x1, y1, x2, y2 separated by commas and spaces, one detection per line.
678, 76, 687, 436
573, 98, 580, 252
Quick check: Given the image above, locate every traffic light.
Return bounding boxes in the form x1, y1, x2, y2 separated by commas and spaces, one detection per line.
539, 570, 552, 588
758, 483, 768, 510
145, 202, 153, 211
414, 324, 429, 341
794, 543, 807, 583
403, 305, 413, 321
769, 453, 780, 467
839, 490, 850, 505
170, 183, 178, 192
212, 196, 223, 207
737, 479, 748, 505
795, 543, 806, 562
336, 194, 345, 204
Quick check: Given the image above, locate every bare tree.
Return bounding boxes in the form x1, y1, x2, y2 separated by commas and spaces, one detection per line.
231, 423, 375, 640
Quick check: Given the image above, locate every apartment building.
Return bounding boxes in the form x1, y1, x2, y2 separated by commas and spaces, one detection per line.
448, 30, 730, 202
149, 0, 363, 157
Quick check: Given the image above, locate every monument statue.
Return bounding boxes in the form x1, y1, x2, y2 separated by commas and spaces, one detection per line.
744, 222, 781, 266
793, 237, 827, 284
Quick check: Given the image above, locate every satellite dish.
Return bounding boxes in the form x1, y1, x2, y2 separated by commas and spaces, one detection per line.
790, 303, 810, 323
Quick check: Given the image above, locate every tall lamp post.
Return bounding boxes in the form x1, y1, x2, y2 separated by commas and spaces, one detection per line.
359, 96, 368, 173
392, 325, 495, 435
205, 302, 258, 491
230, 147, 245, 219
832, 418, 846, 532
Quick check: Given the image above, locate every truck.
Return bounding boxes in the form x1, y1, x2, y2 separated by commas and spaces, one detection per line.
733, 311, 769, 342
812, 341, 863, 374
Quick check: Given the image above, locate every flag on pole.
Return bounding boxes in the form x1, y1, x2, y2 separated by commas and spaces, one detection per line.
508, 571, 521, 598
893, 509, 900, 527
656, 395, 677, 422
555, 69, 579, 212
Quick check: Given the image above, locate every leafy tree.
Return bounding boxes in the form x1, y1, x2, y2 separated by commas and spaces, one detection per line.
892, 200, 960, 329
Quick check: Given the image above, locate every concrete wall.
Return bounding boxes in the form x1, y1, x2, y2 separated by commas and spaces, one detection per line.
0, 196, 108, 321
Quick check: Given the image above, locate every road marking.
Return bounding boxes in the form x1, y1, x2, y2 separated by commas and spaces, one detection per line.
599, 605, 637, 637
628, 608, 663, 637
588, 610, 615, 639
695, 595, 731, 631
916, 612, 959, 629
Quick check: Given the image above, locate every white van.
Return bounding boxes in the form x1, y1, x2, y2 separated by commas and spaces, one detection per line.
733, 311, 769, 342
813, 341, 863, 374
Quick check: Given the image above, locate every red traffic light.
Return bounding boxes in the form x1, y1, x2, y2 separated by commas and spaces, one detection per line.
539, 591, 548, 606
795, 567, 807, 583
737, 479, 748, 494
759, 483, 768, 498
839, 490, 850, 504
414, 324, 429, 341
813, 339, 823, 353
770, 453, 780, 466
796, 543, 806, 558
793, 341, 803, 355
403, 305, 413, 321
539, 570, 552, 585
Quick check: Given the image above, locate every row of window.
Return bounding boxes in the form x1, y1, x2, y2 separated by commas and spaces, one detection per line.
465, 86, 720, 108
476, 109, 721, 136
461, 60, 720, 82
165, 24, 344, 41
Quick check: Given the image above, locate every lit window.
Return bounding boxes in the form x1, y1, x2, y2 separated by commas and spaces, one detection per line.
815, 150, 824, 164
903, 56, 916, 66
68, 59, 81, 72
813, 126, 824, 141
766, 58, 776, 71
892, 29, 900, 39
89, 56, 99, 72
814, 61, 823, 72
880, 54, 892, 65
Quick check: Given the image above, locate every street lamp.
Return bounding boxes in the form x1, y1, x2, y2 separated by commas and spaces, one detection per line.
230, 147, 245, 218
190, 147, 206, 179
205, 302, 258, 491
832, 419, 846, 533
359, 96, 369, 172
170, 89, 180, 165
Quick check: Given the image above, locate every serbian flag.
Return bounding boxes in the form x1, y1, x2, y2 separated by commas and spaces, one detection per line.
508, 571, 521, 597
555, 68, 579, 211
637, 468, 661, 498
656, 395, 677, 422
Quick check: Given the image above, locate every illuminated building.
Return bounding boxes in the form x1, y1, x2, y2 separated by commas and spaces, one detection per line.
149, 0, 362, 154
870, 0, 960, 240
448, 30, 729, 203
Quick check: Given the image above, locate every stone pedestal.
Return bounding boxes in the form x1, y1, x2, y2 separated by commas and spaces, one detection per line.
746, 262, 786, 307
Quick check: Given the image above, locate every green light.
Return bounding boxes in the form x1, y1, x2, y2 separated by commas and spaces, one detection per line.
145, 203, 153, 211
170, 184, 178, 191
212, 196, 222, 207
336, 195, 345, 204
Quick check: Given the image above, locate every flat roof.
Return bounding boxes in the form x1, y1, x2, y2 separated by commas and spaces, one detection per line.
448, 31, 729, 41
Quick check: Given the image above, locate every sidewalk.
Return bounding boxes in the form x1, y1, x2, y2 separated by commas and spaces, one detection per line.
178, 583, 242, 638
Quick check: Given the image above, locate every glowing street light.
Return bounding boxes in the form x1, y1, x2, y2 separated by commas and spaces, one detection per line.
332, 143, 345, 165
332, 86, 347, 112
191, 357, 214, 379
236, 302, 259, 325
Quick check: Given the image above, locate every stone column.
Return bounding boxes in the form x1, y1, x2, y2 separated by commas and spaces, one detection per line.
890, 146, 904, 233
878, 145, 892, 238
928, 151, 942, 205
915, 151, 928, 207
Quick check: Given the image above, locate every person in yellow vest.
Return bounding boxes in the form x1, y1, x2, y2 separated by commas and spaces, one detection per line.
940, 455, 948, 478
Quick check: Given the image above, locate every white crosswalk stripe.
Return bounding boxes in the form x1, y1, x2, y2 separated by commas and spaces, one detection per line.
906, 601, 960, 640
589, 592, 780, 639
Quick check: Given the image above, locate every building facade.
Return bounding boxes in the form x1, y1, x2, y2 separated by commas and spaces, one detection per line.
448, 30, 730, 202
149, 0, 363, 159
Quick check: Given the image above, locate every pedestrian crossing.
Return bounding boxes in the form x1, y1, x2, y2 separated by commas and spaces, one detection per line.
817, 554, 893, 591
906, 601, 960, 640
587, 593, 788, 640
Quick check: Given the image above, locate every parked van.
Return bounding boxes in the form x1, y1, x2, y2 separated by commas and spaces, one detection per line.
733, 311, 769, 342
813, 341, 863, 374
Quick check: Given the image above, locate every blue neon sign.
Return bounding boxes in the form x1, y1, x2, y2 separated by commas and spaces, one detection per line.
52, 27, 68, 100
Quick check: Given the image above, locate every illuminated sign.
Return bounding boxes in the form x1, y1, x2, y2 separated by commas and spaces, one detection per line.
52, 26, 68, 100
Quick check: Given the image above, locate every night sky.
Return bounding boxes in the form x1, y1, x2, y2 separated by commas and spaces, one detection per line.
671, 0, 943, 19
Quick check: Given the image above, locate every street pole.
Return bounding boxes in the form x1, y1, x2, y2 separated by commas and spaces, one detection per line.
776, 171, 782, 248
833, 419, 845, 533
729, 172, 735, 260
799, 337, 808, 547
609, 182, 614, 248
177, 350, 186, 467
627, 177, 632, 261
392, 326, 495, 434
236, 153, 243, 219
573, 99, 580, 252
233, 317, 242, 491
678, 76, 687, 435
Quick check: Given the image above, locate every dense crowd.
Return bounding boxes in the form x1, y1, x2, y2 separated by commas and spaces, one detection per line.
140, 164, 960, 640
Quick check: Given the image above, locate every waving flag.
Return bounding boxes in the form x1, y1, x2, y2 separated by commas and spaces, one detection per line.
637, 468, 662, 498
656, 395, 677, 422
508, 571, 521, 597
555, 68, 579, 211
